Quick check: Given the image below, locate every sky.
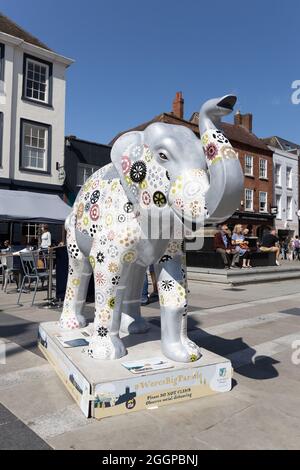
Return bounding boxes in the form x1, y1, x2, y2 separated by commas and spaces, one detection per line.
1, 0, 300, 145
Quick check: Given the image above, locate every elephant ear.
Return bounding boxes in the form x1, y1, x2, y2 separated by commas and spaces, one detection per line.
111, 131, 146, 205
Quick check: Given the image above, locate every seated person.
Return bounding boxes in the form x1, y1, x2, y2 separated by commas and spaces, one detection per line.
231, 224, 252, 268
214, 224, 240, 269
260, 228, 280, 266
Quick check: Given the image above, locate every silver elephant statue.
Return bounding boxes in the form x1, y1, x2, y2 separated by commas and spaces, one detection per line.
59, 95, 243, 362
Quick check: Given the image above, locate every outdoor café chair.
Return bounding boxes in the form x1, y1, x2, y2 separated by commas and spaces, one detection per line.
3, 253, 19, 292
17, 251, 49, 306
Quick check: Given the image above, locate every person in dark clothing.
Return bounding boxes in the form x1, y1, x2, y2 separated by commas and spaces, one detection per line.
260, 228, 280, 265
214, 224, 240, 269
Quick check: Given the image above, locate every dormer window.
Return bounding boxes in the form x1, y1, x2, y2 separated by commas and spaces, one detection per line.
23, 54, 52, 106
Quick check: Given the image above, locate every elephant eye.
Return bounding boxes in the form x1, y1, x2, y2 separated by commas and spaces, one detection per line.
159, 152, 168, 161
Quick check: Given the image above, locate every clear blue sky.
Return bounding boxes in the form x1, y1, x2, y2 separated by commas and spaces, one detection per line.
1, 0, 300, 145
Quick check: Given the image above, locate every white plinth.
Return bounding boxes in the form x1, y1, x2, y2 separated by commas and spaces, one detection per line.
38, 321, 232, 420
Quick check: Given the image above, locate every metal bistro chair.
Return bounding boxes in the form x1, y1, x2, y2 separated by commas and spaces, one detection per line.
17, 251, 49, 306
3, 253, 20, 292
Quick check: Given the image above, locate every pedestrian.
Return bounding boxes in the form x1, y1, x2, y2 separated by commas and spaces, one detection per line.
260, 228, 280, 266
40, 224, 51, 252
214, 224, 240, 269
231, 224, 252, 268
293, 235, 300, 260
141, 265, 159, 305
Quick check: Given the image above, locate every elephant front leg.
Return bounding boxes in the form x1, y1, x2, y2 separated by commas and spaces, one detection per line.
155, 245, 202, 362
59, 256, 92, 330
87, 252, 130, 360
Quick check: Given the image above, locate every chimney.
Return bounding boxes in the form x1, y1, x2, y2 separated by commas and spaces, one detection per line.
172, 91, 184, 119
234, 111, 252, 132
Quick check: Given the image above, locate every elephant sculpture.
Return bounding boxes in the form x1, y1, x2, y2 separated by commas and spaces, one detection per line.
59, 94, 243, 362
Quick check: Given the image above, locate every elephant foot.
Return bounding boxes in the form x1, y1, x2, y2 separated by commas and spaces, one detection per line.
120, 313, 150, 334
59, 314, 86, 330
87, 334, 127, 360
161, 339, 202, 363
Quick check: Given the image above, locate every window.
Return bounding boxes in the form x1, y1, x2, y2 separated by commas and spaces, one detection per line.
0, 43, 4, 82
23, 54, 52, 105
77, 164, 101, 186
275, 163, 281, 186
259, 191, 267, 213
245, 189, 253, 211
0, 112, 3, 167
245, 155, 253, 176
286, 167, 292, 188
275, 194, 281, 219
20, 119, 51, 173
259, 159, 267, 179
287, 196, 292, 220
22, 223, 39, 244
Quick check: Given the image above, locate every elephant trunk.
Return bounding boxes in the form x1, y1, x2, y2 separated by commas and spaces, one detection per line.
199, 95, 244, 224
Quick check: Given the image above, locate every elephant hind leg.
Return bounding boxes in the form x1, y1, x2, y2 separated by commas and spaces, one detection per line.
59, 253, 92, 330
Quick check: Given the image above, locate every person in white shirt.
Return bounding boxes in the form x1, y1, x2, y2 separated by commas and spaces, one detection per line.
40, 224, 51, 251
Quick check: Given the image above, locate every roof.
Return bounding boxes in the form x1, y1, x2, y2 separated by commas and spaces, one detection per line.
0, 12, 51, 51
0, 189, 70, 222
110, 111, 271, 153
262, 135, 300, 154
66, 135, 112, 150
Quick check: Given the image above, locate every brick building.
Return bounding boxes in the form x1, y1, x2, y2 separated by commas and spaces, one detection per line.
111, 92, 275, 238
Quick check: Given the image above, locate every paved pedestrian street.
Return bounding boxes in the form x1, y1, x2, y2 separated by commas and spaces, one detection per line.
0, 278, 300, 450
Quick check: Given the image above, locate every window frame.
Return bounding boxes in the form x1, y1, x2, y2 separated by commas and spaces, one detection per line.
245, 188, 254, 211
259, 191, 268, 213
0, 112, 3, 168
244, 155, 254, 176
77, 163, 101, 187
286, 195, 293, 220
22, 54, 53, 107
259, 158, 268, 179
286, 166, 292, 189
275, 163, 282, 186
0, 43, 5, 82
19, 118, 52, 174
275, 194, 282, 220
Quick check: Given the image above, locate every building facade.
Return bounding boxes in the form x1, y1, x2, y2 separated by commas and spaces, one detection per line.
0, 13, 73, 243
64, 136, 111, 206
262, 136, 300, 239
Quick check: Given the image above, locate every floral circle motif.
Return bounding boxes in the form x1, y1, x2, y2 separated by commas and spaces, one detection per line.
83, 216, 89, 226
108, 245, 119, 258
107, 230, 115, 241
112, 275, 120, 285
130, 161, 147, 183
142, 190, 151, 206
85, 201, 91, 212
108, 262, 119, 273
77, 202, 84, 219
72, 278, 80, 287
95, 290, 105, 307
96, 251, 105, 264
212, 130, 228, 144
153, 191, 167, 207
205, 142, 218, 160
159, 254, 172, 263
90, 190, 100, 204
220, 145, 238, 160
89, 256, 95, 269
122, 250, 137, 264
97, 326, 108, 337
89, 224, 98, 237
121, 156, 131, 174
96, 272, 107, 286
108, 297, 115, 309
105, 214, 113, 226
160, 279, 175, 291
118, 214, 126, 223
124, 202, 134, 213
69, 244, 80, 259
90, 204, 100, 221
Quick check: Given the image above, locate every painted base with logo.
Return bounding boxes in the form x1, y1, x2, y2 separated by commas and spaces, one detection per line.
38, 321, 232, 420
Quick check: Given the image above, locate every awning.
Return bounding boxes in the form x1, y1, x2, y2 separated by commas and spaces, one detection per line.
0, 189, 71, 223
